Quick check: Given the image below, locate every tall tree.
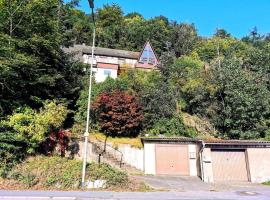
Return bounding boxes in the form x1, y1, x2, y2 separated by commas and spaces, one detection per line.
0, 0, 83, 116
170, 23, 199, 57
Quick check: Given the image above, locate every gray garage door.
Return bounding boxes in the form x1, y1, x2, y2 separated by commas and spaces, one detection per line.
211, 149, 249, 182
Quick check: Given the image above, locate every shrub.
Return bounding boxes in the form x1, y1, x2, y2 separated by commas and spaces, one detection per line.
0, 130, 28, 177
149, 114, 197, 137
93, 90, 144, 137
38, 129, 71, 156
1, 101, 68, 153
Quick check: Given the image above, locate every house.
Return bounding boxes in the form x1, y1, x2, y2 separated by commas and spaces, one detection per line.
64, 42, 159, 82
142, 137, 270, 183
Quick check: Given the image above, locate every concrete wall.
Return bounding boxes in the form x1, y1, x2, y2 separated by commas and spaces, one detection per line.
188, 144, 198, 176
247, 148, 270, 183
75, 141, 98, 163
144, 143, 156, 174
201, 148, 214, 183
76, 140, 144, 171
118, 145, 144, 171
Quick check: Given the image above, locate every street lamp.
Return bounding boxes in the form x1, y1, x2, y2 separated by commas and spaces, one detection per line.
81, 0, 96, 187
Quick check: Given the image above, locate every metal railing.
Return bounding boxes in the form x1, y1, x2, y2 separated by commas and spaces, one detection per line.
93, 136, 123, 168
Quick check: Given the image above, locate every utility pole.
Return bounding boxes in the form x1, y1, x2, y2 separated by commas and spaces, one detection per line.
81, 0, 96, 187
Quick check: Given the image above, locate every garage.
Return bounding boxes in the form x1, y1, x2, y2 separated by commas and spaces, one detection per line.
143, 138, 270, 183
211, 149, 249, 182
142, 137, 198, 176
155, 144, 190, 175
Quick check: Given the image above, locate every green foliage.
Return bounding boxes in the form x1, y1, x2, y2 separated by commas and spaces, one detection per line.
9, 156, 128, 189
74, 76, 129, 126
213, 59, 270, 139
0, 0, 84, 116
0, 130, 28, 177
170, 23, 199, 57
183, 58, 270, 139
149, 114, 197, 137
263, 181, 270, 186
1, 101, 68, 152
193, 36, 251, 63
1, 1, 270, 142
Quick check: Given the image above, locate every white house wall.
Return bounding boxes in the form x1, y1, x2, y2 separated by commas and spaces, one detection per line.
93, 68, 118, 83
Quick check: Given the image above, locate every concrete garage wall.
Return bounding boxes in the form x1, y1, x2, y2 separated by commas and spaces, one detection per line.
188, 144, 198, 176
247, 148, 270, 183
118, 145, 144, 171
201, 148, 214, 183
144, 143, 156, 174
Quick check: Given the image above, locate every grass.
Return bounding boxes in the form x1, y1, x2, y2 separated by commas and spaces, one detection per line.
7, 156, 128, 190
263, 181, 270, 186
90, 132, 143, 149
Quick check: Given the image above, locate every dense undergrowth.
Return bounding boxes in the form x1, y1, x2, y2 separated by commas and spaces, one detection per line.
4, 156, 129, 190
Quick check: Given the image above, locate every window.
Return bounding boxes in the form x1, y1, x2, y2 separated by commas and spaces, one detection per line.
138, 42, 157, 65
104, 70, 111, 77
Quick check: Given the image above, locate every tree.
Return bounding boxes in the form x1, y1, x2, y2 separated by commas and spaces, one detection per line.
0, 0, 84, 116
170, 23, 199, 57
214, 29, 231, 38
92, 91, 144, 137
96, 4, 125, 49
183, 58, 270, 139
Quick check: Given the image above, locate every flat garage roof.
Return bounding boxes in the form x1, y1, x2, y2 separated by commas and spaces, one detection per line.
141, 137, 270, 148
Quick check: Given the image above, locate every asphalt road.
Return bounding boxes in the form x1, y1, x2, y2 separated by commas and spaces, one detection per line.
0, 189, 270, 200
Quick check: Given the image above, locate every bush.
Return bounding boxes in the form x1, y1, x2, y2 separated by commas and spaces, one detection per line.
1, 101, 68, 153
74, 77, 129, 126
0, 130, 28, 177
93, 90, 144, 137
149, 114, 197, 137
8, 156, 128, 189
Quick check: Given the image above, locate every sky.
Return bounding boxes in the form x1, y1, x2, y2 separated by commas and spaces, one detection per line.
73, 0, 270, 38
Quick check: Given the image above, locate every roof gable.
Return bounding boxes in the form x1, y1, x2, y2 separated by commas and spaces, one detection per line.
137, 42, 158, 69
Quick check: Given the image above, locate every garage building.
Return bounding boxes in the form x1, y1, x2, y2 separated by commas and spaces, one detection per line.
142, 137, 270, 183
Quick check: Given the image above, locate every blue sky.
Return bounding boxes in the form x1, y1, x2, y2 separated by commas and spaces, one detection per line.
73, 0, 270, 38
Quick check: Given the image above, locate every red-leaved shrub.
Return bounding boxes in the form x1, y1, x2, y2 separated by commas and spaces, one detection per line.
92, 90, 144, 137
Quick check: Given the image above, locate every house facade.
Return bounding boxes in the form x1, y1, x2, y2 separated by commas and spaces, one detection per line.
64, 42, 158, 83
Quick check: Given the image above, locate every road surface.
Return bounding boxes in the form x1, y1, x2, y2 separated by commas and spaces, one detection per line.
0, 189, 270, 200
